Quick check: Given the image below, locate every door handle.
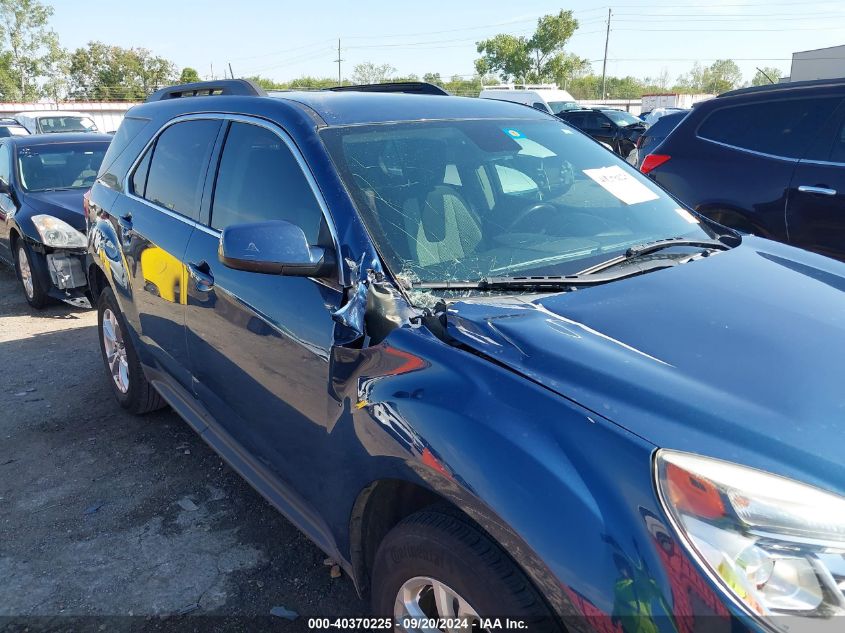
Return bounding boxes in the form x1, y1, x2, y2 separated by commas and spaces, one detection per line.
187, 261, 214, 292
797, 185, 837, 196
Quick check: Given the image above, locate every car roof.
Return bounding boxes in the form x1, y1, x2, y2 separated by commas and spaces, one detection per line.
719, 77, 845, 98
7, 132, 113, 146
14, 110, 90, 117
645, 111, 688, 133
267, 90, 552, 125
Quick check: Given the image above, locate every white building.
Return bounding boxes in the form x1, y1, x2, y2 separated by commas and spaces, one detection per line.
789, 45, 845, 82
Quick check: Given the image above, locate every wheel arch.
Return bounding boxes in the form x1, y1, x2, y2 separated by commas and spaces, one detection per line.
87, 260, 110, 303
348, 475, 572, 621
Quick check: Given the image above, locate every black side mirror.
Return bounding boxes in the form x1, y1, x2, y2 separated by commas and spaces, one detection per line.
218, 220, 335, 277
601, 122, 613, 130
0, 179, 9, 194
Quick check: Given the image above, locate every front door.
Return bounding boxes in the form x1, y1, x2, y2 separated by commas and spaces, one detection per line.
116, 118, 222, 389
786, 103, 845, 261
0, 143, 16, 263
183, 119, 343, 502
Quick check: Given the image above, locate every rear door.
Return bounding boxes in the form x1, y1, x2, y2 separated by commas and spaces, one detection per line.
183, 118, 343, 499
115, 118, 223, 389
787, 102, 845, 260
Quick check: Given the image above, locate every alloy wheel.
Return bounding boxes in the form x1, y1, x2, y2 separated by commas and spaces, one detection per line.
102, 308, 130, 394
394, 576, 487, 632
17, 245, 34, 300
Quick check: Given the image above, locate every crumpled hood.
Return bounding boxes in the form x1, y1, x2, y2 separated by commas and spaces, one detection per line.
23, 190, 86, 232
445, 237, 845, 491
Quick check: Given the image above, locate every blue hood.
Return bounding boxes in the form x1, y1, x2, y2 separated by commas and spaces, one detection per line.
23, 189, 86, 232
445, 237, 845, 492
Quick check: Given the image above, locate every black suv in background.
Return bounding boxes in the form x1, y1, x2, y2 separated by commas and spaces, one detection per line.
558, 107, 646, 158
643, 78, 845, 261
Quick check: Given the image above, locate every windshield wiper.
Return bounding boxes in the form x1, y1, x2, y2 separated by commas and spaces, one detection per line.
410, 259, 679, 291
577, 237, 731, 276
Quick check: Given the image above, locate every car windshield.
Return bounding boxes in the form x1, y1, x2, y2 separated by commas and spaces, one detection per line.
37, 116, 98, 133
321, 119, 717, 291
17, 142, 108, 192
0, 125, 29, 137
548, 101, 578, 114
603, 110, 642, 126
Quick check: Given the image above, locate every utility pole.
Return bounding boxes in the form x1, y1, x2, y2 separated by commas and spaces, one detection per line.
334, 38, 343, 84
601, 8, 611, 101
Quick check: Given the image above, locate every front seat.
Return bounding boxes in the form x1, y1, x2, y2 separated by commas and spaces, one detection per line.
400, 145, 483, 268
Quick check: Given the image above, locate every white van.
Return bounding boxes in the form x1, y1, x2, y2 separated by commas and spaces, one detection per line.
478, 84, 578, 115
14, 110, 99, 135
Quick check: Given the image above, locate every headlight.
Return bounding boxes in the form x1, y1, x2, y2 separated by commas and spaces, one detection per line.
656, 450, 845, 630
31, 214, 87, 248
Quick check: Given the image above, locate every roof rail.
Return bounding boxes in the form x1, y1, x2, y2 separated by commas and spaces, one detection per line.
146, 79, 268, 102
326, 81, 449, 96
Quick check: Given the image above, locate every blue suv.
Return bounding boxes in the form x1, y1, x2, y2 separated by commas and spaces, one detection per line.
87, 80, 845, 632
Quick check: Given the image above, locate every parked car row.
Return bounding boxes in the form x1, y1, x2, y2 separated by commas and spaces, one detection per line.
3, 79, 845, 632
557, 106, 647, 160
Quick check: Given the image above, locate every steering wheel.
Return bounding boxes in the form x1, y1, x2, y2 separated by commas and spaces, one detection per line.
507, 202, 558, 232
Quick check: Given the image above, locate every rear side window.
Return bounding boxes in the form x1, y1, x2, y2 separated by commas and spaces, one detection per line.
697, 98, 841, 159
131, 148, 152, 196
98, 116, 148, 176
209, 122, 325, 243
142, 119, 221, 220
564, 112, 586, 126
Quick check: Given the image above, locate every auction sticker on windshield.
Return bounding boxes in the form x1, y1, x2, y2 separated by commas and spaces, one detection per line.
583, 165, 659, 205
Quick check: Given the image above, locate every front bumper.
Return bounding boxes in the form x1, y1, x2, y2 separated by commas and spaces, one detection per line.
46, 251, 87, 290
27, 241, 90, 304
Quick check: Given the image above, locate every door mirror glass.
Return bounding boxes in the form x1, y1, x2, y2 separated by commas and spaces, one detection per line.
218, 219, 335, 277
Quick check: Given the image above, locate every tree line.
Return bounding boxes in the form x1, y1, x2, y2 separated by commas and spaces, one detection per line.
0, 1, 782, 103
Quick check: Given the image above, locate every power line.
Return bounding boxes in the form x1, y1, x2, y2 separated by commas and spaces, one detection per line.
614, 25, 845, 31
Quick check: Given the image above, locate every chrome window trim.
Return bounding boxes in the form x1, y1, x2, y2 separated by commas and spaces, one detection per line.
123, 112, 345, 287
694, 136, 799, 163
798, 158, 845, 168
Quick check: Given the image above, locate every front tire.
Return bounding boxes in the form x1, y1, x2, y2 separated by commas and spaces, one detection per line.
372, 509, 561, 632
97, 287, 165, 414
14, 241, 49, 309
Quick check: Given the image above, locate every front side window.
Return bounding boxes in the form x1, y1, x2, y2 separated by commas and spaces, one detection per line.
321, 119, 717, 286
0, 144, 10, 184
210, 122, 325, 244
697, 97, 842, 159
142, 119, 221, 220
16, 142, 108, 192
37, 116, 98, 133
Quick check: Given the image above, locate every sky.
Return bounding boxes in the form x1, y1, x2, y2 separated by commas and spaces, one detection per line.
49, 0, 845, 86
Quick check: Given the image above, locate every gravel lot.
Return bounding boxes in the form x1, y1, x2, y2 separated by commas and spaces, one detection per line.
0, 265, 365, 631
